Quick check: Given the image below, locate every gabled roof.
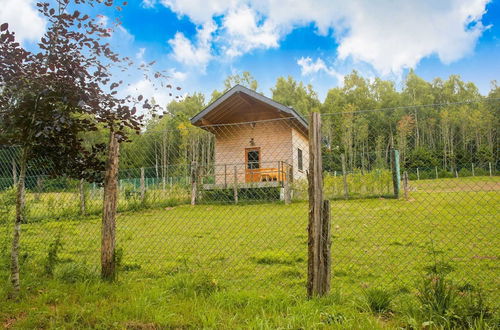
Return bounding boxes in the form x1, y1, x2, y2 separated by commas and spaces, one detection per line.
190, 84, 308, 132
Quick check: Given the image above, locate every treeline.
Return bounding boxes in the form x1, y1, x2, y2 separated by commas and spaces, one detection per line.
96, 71, 500, 177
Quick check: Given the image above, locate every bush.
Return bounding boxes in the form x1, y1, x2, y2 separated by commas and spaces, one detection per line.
168, 273, 223, 297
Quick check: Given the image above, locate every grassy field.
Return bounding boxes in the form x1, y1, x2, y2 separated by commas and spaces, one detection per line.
0, 176, 499, 328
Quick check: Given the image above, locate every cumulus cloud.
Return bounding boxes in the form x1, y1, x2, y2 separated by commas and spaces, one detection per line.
0, 0, 46, 44
297, 57, 344, 82
159, 0, 490, 75
168, 22, 215, 71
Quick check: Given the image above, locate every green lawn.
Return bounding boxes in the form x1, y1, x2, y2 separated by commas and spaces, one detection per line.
0, 176, 498, 328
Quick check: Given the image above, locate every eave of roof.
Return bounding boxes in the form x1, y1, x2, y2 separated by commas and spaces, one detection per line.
190, 84, 308, 130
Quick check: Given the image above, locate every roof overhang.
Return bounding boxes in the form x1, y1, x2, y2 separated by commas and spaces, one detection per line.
190, 85, 308, 134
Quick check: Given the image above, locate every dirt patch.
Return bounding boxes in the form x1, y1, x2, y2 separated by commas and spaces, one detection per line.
3, 312, 27, 329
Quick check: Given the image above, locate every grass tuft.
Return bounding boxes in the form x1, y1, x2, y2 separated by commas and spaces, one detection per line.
362, 288, 393, 314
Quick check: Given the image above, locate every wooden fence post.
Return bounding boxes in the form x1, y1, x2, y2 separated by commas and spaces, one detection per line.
341, 154, 348, 199
391, 149, 401, 198
489, 162, 493, 177
191, 162, 197, 205
102, 131, 119, 281
435, 166, 439, 179
79, 178, 86, 216
140, 167, 146, 204
416, 168, 420, 180
471, 163, 475, 177
284, 165, 291, 204
233, 166, 238, 204
455, 169, 459, 178
403, 171, 409, 200
307, 112, 330, 298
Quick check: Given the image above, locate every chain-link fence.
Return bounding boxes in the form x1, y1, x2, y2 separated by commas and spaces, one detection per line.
0, 114, 498, 306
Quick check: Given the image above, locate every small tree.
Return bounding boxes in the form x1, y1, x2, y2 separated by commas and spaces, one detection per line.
0, 0, 175, 297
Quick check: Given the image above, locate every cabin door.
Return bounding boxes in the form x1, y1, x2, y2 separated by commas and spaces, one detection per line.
245, 147, 261, 183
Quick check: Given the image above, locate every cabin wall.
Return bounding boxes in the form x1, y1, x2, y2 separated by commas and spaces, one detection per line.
291, 128, 309, 181
213, 122, 292, 184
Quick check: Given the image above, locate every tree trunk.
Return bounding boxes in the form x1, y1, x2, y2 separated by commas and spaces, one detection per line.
101, 132, 120, 281
10, 146, 28, 298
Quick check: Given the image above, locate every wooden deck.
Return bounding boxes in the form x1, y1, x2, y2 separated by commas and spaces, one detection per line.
203, 181, 281, 190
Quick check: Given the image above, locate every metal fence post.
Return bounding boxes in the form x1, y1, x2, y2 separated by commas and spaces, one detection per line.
391, 149, 401, 198
403, 171, 409, 200
140, 167, 146, 204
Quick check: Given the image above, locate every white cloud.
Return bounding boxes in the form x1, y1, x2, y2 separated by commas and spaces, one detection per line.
160, 0, 490, 75
0, 0, 46, 44
141, 0, 157, 8
222, 6, 279, 57
168, 22, 215, 71
297, 57, 344, 82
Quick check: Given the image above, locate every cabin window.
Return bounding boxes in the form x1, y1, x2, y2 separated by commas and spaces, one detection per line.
247, 149, 260, 169
297, 148, 303, 171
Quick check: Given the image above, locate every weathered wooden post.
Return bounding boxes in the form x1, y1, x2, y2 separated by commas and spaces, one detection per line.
307, 112, 331, 298
341, 154, 349, 199
471, 163, 475, 177
191, 162, 198, 205
284, 165, 291, 204
489, 162, 493, 177
391, 149, 401, 198
403, 171, 409, 200
140, 167, 146, 204
233, 165, 238, 204
435, 166, 439, 179
79, 178, 86, 216
416, 168, 420, 180
102, 132, 119, 281
455, 169, 459, 178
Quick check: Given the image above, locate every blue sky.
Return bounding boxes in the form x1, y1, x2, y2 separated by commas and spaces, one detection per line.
1, 0, 499, 105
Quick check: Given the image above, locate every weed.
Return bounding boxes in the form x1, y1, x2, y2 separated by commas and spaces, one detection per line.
362, 288, 393, 314
55, 262, 97, 283
44, 232, 63, 277
168, 273, 223, 297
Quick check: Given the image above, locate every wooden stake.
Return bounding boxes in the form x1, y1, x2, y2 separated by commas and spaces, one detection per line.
416, 168, 420, 181
140, 167, 146, 204
341, 154, 348, 199
79, 178, 86, 216
435, 166, 439, 179
101, 132, 119, 281
391, 149, 401, 198
233, 166, 238, 204
307, 112, 330, 298
471, 163, 475, 177
284, 165, 291, 204
191, 162, 197, 205
489, 162, 492, 177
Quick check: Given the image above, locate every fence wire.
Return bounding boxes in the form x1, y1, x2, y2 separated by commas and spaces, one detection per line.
0, 115, 498, 305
